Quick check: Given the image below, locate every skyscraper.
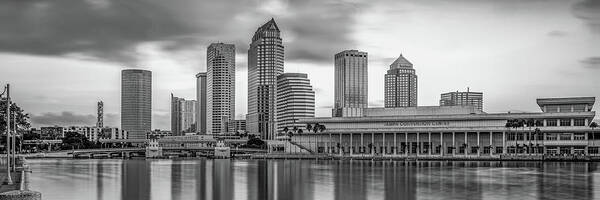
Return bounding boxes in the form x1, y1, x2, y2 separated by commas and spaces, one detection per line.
247, 18, 284, 140
385, 54, 417, 108
276, 73, 315, 133
207, 43, 236, 134
333, 50, 368, 117
97, 101, 103, 128
171, 94, 197, 135
196, 72, 207, 134
121, 69, 151, 139
440, 90, 484, 111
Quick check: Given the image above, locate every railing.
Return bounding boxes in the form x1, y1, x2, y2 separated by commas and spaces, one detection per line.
288, 141, 315, 154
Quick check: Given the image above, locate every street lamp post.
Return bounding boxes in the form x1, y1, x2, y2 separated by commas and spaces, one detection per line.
12, 113, 16, 172
2, 84, 12, 185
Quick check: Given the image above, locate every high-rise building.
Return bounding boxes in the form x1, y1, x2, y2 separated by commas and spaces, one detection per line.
196, 72, 207, 134
247, 18, 284, 140
385, 54, 418, 108
440, 90, 483, 111
276, 73, 315, 133
207, 43, 236, 134
171, 94, 197, 136
121, 69, 152, 140
97, 101, 103, 128
233, 119, 246, 134
332, 50, 368, 117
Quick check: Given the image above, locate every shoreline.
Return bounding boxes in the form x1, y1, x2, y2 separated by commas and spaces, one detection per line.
20, 153, 600, 162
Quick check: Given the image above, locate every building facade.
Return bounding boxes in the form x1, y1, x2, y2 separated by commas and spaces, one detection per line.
40, 126, 65, 139
121, 69, 152, 139
207, 43, 236, 134
440, 90, 483, 111
233, 119, 246, 134
292, 97, 599, 157
385, 54, 417, 108
333, 50, 368, 117
97, 101, 103, 128
276, 73, 315, 133
171, 94, 197, 136
247, 18, 284, 140
196, 72, 207, 134
63, 126, 127, 142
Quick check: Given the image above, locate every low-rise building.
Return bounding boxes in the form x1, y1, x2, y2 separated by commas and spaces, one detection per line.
293, 97, 599, 157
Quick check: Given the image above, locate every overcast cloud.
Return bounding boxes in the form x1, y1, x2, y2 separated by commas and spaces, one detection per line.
0, 0, 599, 129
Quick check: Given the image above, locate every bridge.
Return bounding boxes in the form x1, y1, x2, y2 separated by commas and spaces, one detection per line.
69, 147, 267, 158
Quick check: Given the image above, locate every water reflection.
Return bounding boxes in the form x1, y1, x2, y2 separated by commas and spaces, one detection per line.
27, 159, 598, 200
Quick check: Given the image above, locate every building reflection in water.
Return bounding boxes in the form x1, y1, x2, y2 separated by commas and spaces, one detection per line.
121, 160, 152, 200
195, 159, 207, 200
334, 160, 367, 200
171, 161, 183, 200
25, 159, 600, 200
212, 159, 234, 200
96, 161, 104, 200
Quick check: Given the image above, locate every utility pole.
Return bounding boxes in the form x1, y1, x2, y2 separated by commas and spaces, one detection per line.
2, 84, 12, 185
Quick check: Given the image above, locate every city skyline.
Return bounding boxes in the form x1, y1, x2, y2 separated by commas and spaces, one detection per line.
1, 0, 599, 130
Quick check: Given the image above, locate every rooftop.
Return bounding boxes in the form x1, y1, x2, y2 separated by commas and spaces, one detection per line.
536, 97, 595, 106
390, 54, 413, 69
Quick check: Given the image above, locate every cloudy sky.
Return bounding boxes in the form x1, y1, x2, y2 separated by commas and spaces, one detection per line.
0, 0, 599, 129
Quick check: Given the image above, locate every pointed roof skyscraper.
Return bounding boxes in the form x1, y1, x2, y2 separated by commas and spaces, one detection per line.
252, 18, 280, 42
390, 54, 413, 69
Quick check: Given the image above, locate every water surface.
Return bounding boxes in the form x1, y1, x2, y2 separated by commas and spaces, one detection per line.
27, 159, 599, 200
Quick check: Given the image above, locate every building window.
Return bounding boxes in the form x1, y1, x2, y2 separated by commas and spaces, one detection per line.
546, 134, 558, 141
573, 104, 586, 112
547, 106, 559, 113
546, 119, 557, 126
574, 119, 586, 126
559, 105, 571, 113
573, 134, 585, 140
495, 147, 503, 154
559, 133, 572, 140
589, 147, 599, 155
559, 119, 571, 126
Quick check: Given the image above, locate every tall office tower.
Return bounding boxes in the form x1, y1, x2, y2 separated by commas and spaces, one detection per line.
207, 43, 236, 134
121, 69, 152, 139
440, 89, 484, 111
276, 73, 315, 133
332, 50, 368, 117
196, 72, 207, 134
247, 18, 284, 140
384, 54, 418, 108
97, 101, 103, 128
171, 94, 197, 135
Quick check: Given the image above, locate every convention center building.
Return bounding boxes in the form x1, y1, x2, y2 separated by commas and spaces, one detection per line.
292, 97, 599, 157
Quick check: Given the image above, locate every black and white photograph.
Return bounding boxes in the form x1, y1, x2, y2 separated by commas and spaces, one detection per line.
0, 0, 599, 199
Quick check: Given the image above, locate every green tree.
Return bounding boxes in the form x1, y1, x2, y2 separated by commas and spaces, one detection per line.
0, 101, 30, 134
306, 124, 312, 132
62, 132, 93, 150
246, 137, 266, 149
318, 125, 326, 132
312, 123, 320, 133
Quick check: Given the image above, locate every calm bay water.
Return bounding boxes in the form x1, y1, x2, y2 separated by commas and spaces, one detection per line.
27, 159, 599, 200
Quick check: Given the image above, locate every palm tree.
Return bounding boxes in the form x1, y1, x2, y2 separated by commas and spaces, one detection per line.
312, 123, 320, 133
525, 119, 535, 154
318, 125, 326, 132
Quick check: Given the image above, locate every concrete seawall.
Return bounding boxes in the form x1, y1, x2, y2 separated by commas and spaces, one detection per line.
0, 157, 42, 200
